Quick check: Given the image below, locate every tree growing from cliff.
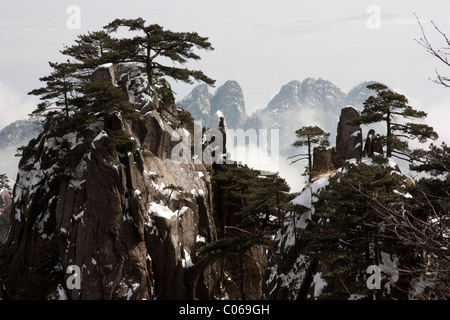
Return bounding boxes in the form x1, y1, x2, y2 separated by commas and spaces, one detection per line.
0, 174, 11, 191
300, 159, 414, 299
28, 61, 80, 119
200, 165, 295, 299
62, 18, 215, 107
103, 18, 215, 84
32, 18, 215, 121
290, 126, 330, 182
351, 83, 438, 159
60, 31, 113, 71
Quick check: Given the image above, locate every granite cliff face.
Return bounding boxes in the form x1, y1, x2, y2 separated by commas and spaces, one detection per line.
0, 66, 223, 300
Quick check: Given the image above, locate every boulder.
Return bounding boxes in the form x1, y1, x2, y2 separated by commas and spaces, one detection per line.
91, 63, 115, 85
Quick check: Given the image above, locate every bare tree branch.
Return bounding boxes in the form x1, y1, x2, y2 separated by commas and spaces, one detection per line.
414, 13, 450, 88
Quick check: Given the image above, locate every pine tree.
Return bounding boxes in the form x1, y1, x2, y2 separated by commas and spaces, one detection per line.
103, 18, 215, 86
200, 165, 295, 299
299, 159, 415, 299
0, 174, 10, 191
60, 31, 114, 71
28, 61, 80, 119
67, 18, 214, 108
76, 80, 138, 120
290, 126, 330, 182
404, 142, 450, 297
351, 83, 438, 160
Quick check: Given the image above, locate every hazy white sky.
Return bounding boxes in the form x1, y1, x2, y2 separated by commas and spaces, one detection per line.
1, 0, 450, 143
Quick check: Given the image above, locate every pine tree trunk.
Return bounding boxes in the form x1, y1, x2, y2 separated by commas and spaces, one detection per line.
307, 137, 312, 182
146, 49, 159, 110
386, 110, 392, 158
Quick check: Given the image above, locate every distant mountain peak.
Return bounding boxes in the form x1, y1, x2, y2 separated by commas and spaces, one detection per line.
344, 80, 378, 109
177, 78, 378, 158
179, 83, 211, 117
178, 80, 247, 129
266, 78, 346, 112
0, 119, 40, 149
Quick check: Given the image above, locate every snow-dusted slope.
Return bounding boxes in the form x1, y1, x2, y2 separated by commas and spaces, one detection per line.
0, 119, 41, 183
264, 174, 331, 300
179, 78, 376, 159
178, 80, 247, 129
1, 68, 222, 300
264, 158, 421, 300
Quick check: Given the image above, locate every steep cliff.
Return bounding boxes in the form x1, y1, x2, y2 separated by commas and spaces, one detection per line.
263, 111, 421, 299
0, 67, 222, 300
264, 159, 416, 300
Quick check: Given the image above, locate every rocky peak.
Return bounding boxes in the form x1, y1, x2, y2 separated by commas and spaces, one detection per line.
0, 119, 41, 185
331, 106, 363, 167
344, 81, 377, 109
92, 63, 115, 85
210, 80, 247, 129
311, 106, 363, 173
178, 83, 212, 125
266, 80, 302, 111
0, 66, 223, 300
178, 80, 247, 129
266, 78, 346, 111
0, 119, 40, 149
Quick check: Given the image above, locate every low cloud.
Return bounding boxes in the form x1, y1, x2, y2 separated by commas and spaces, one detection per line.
0, 79, 36, 129
425, 98, 450, 145
228, 136, 306, 193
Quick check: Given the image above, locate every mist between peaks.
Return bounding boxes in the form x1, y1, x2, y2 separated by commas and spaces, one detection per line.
170, 120, 280, 171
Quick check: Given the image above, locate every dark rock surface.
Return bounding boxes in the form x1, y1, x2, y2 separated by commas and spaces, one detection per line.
0, 68, 222, 300
331, 106, 362, 168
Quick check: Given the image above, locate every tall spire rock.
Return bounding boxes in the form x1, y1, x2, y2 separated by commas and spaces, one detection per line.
331, 106, 362, 168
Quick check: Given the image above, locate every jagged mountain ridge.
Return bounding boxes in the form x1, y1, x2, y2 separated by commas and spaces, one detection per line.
0, 119, 40, 149
179, 78, 376, 156
265, 78, 346, 112
178, 80, 247, 129
0, 119, 41, 184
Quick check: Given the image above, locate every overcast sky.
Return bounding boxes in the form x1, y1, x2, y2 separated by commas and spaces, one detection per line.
1, 0, 450, 143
